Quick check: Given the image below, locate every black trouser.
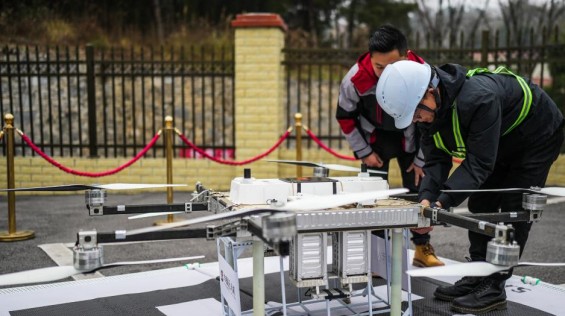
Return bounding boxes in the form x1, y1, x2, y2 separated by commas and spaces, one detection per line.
467, 125, 564, 279
370, 130, 429, 245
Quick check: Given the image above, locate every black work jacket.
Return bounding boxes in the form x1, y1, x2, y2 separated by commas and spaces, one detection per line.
419, 64, 564, 208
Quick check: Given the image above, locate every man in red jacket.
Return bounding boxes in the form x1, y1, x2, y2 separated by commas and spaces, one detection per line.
336, 25, 443, 267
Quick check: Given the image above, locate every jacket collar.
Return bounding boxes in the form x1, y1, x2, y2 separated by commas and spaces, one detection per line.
350, 50, 425, 94
351, 52, 377, 94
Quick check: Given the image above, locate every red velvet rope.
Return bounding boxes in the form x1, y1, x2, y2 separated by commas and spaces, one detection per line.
303, 127, 357, 161
176, 128, 291, 165
304, 127, 465, 165
19, 131, 161, 177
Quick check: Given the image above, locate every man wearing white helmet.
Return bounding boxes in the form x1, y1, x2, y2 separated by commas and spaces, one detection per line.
376, 60, 564, 314
336, 25, 444, 268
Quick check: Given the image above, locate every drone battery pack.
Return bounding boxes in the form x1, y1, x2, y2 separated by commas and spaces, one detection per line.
332, 230, 370, 285
289, 232, 328, 287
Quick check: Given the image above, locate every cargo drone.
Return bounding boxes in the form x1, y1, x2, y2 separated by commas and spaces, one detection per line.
0, 160, 565, 285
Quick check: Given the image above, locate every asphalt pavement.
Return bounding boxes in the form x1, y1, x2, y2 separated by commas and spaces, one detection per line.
1, 191, 565, 289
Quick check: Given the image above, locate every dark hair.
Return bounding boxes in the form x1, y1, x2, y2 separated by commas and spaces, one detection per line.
368, 25, 408, 55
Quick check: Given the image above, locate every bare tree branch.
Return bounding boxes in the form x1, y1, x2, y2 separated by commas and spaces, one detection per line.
466, 0, 491, 48
414, 0, 493, 48
152, 0, 164, 46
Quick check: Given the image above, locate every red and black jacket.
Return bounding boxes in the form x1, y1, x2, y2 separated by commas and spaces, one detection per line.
336, 51, 425, 163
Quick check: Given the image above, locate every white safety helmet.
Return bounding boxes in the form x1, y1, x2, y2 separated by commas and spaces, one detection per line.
376, 60, 432, 129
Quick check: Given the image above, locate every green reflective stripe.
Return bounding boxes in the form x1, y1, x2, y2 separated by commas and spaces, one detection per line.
503, 75, 532, 135
432, 105, 467, 159
466, 66, 533, 135
466, 68, 488, 77
451, 105, 466, 154
452, 151, 466, 159
433, 66, 532, 158
433, 133, 452, 156
433, 109, 467, 159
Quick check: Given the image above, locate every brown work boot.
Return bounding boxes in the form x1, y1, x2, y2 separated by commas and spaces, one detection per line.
412, 242, 445, 267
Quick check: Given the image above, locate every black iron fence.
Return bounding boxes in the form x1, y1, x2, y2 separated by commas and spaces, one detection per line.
283, 48, 359, 149
284, 28, 565, 150
0, 44, 235, 158
3, 28, 565, 157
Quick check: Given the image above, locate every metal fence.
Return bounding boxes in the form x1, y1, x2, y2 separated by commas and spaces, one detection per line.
284, 28, 565, 149
0, 44, 235, 158
3, 28, 565, 157
283, 48, 360, 149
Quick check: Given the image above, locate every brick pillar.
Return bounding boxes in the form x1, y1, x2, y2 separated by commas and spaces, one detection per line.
231, 13, 287, 179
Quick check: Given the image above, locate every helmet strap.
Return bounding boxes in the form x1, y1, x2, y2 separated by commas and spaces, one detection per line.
432, 88, 442, 116
430, 66, 440, 89
429, 66, 442, 114
416, 103, 435, 113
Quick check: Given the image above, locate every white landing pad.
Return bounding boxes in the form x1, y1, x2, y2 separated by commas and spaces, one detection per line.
0, 250, 564, 315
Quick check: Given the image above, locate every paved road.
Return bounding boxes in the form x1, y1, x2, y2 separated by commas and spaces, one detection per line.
1, 191, 564, 289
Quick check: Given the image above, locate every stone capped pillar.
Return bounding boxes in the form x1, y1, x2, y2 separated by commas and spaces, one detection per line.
231, 13, 287, 179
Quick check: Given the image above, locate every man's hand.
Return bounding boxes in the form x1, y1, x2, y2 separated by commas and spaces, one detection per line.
420, 199, 442, 209
406, 163, 425, 186
362, 152, 383, 168
420, 199, 430, 207
411, 198, 435, 234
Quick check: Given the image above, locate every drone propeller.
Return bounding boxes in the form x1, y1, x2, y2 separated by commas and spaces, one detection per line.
281, 188, 408, 211
407, 261, 565, 278
127, 188, 409, 236
267, 159, 387, 175
0, 183, 187, 192
442, 187, 565, 197
128, 207, 274, 235
128, 211, 184, 219
0, 255, 204, 287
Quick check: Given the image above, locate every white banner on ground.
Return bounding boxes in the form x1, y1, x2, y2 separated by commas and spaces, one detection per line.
157, 298, 222, 316
218, 255, 242, 316
371, 234, 409, 290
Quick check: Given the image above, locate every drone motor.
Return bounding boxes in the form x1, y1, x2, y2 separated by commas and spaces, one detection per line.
486, 224, 520, 267
312, 166, 329, 177
522, 193, 547, 222
74, 230, 104, 271
85, 189, 107, 216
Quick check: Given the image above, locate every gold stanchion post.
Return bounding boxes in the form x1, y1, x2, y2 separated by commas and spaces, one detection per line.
294, 113, 303, 177
154, 115, 176, 225
0, 113, 35, 241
